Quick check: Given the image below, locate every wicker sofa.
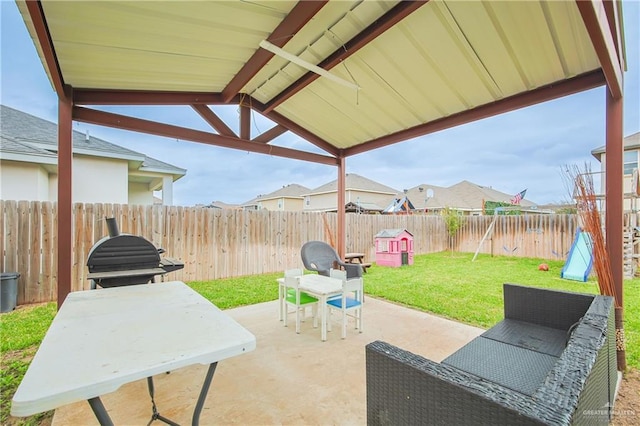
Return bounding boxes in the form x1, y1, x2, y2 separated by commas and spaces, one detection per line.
366, 284, 618, 425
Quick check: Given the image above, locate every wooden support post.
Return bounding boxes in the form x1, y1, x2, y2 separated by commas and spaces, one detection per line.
606, 88, 625, 371
337, 157, 346, 258
57, 86, 73, 309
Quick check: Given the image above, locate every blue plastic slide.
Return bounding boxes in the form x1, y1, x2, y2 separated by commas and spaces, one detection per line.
560, 228, 593, 282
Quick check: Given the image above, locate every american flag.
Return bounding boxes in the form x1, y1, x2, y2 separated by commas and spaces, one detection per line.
510, 189, 527, 205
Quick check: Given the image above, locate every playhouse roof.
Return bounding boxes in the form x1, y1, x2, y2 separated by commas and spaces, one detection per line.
375, 229, 413, 238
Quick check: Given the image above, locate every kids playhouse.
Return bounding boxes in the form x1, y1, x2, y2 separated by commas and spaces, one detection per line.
374, 229, 414, 267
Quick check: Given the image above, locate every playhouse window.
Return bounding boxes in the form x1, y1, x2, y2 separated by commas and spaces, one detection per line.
401, 239, 407, 252
379, 240, 389, 252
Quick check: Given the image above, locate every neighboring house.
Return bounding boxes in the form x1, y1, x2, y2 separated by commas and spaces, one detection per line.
206, 200, 240, 209
303, 174, 400, 212
241, 184, 310, 211
591, 132, 640, 212
0, 105, 185, 205
404, 180, 537, 215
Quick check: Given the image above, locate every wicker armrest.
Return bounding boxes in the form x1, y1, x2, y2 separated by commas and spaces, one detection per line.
366, 341, 549, 426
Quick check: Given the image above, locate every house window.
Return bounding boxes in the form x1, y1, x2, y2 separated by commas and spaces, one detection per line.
624, 151, 637, 175
278, 199, 283, 210
305, 196, 310, 206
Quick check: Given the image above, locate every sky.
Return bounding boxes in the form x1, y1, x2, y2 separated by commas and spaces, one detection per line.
1, 1, 639, 207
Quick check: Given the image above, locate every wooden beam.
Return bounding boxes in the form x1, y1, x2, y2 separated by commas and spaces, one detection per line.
576, 0, 623, 99
240, 105, 251, 140
602, 0, 623, 64
252, 125, 288, 144
72, 107, 338, 166
605, 92, 624, 306
336, 157, 346, 259
221, 0, 328, 102
24, 0, 65, 96
57, 85, 73, 309
191, 104, 237, 137
74, 89, 232, 105
345, 70, 606, 156
605, 89, 625, 370
263, 1, 428, 113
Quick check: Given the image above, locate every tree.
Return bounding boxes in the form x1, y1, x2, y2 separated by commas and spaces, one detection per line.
441, 207, 465, 254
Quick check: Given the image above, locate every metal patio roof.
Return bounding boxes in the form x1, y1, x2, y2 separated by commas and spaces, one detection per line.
17, 0, 625, 162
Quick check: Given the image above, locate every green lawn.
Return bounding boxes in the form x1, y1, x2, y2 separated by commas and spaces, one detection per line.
1, 252, 638, 425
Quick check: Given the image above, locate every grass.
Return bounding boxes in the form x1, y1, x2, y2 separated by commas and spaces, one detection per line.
1, 252, 638, 425
1, 303, 57, 425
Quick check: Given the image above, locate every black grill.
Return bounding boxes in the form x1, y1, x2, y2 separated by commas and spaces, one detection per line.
86, 218, 184, 288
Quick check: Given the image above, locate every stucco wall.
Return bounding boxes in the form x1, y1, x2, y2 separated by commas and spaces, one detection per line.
259, 197, 304, 211
129, 182, 154, 205
0, 161, 50, 201
74, 156, 129, 203
47, 156, 129, 203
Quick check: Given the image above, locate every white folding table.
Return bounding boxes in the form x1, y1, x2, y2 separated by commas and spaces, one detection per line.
11, 281, 256, 426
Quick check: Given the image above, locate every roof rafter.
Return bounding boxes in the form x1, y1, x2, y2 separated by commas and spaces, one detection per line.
576, 0, 624, 99
345, 70, 607, 156
252, 125, 288, 144
24, 0, 65, 97
72, 106, 338, 166
262, 0, 428, 114
221, 0, 329, 102
191, 104, 237, 138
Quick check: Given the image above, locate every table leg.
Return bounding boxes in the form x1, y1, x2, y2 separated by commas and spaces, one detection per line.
192, 362, 218, 426
278, 282, 284, 321
321, 296, 327, 341
88, 397, 114, 426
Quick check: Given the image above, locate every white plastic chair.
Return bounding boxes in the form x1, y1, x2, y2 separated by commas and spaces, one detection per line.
327, 268, 363, 339
282, 268, 318, 334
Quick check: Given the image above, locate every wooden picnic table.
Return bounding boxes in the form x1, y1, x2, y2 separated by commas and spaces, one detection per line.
344, 252, 371, 273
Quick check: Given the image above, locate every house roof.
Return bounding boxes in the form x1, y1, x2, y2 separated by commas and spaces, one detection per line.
0, 105, 186, 179
306, 173, 399, 196
0, 134, 57, 159
15, 0, 623, 163
207, 200, 240, 210
591, 132, 640, 161
242, 183, 310, 206
405, 180, 535, 210
346, 201, 385, 213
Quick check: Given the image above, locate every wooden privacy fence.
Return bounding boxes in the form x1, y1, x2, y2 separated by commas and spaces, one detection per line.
2, 200, 583, 305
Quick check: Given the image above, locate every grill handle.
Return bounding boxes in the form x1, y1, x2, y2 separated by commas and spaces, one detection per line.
106, 217, 120, 237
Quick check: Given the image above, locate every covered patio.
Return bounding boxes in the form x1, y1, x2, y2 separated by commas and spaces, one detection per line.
51, 296, 484, 425
12, 0, 629, 421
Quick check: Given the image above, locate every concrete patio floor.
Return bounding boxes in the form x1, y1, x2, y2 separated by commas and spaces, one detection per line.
52, 297, 484, 425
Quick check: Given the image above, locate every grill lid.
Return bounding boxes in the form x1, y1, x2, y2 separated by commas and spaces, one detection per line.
87, 234, 161, 273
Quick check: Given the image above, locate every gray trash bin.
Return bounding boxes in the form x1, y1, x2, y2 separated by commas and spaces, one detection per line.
1, 272, 20, 313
